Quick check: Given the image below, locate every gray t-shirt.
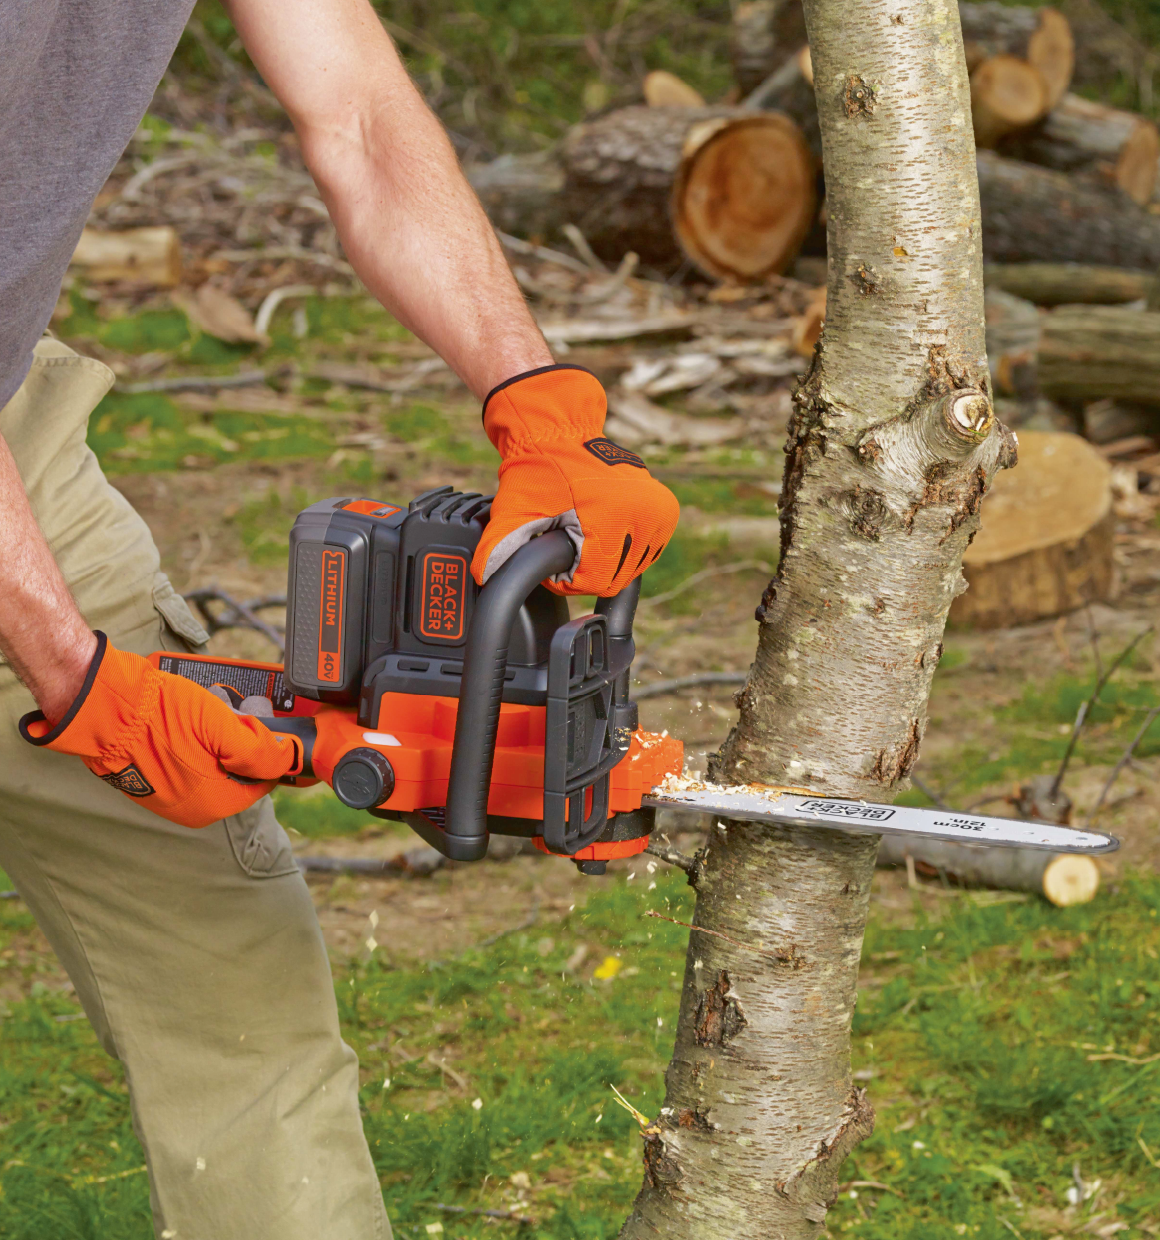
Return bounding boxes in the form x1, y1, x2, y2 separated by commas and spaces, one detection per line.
0, 1, 196, 411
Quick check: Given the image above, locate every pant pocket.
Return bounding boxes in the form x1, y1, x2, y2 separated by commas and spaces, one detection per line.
225, 797, 300, 879
152, 572, 210, 652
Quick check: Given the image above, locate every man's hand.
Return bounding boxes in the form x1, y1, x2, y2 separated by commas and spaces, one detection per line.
471, 367, 680, 596
20, 634, 304, 828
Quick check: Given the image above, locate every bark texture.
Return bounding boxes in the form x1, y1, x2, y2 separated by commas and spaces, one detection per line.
977, 150, 1160, 269
619, 2, 1009, 1237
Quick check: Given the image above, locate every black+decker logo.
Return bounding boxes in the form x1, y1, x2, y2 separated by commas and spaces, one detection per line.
420, 552, 467, 642
317, 548, 346, 683
583, 438, 646, 469
101, 765, 155, 797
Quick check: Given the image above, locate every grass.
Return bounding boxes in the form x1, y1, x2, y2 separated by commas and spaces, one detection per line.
8, 860, 1160, 1236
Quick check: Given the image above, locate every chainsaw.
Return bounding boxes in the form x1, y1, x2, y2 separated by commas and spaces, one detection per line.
149, 488, 1119, 871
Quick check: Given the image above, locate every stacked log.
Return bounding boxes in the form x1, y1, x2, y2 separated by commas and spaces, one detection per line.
1039, 305, 1160, 407
560, 106, 817, 280
961, 3, 1074, 144
998, 93, 1160, 204
977, 151, 1160, 271
984, 262, 1153, 306
729, 0, 808, 97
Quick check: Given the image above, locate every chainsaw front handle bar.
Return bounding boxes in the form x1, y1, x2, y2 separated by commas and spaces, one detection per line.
444, 531, 576, 858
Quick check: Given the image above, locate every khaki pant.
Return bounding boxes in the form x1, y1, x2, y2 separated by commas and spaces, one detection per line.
0, 339, 390, 1240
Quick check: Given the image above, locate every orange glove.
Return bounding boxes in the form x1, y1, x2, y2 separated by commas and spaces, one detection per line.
471, 366, 680, 596
19, 632, 304, 829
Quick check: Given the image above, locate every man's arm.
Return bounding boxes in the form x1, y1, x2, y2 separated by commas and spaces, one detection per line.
0, 436, 97, 719
225, 0, 553, 400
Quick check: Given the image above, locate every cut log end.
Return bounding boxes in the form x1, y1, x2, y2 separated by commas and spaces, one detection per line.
644, 70, 706, 109
1041, 853, 1100, 907
972, 56, 1048, 148
673, 114, 816, 282
1027, 7, 1076, 111
1118, 118, 1160, 205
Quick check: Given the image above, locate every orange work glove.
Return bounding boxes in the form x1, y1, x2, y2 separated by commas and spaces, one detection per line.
19, 632, 304, 829
471, 366, 680, 596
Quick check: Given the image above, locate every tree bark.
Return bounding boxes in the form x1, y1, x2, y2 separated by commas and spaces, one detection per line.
960, 3, 1075, 110
561, 106, 817, 281
618, 1, 1010, 1237
984, 261, 1153, 306
998, 93, 1160, 205
977, 150, 1160, 270
1039, 304, 1160, 406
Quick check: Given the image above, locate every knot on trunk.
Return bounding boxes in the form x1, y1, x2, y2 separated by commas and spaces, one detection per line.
869, 717, 923, 785
776, 1087, 876, 1224
694, 970, 748, 1047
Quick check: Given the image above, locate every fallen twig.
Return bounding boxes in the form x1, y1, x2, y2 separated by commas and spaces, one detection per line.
117, 369, 270, 394
497, 229, 592, 276
433, 1202, 534, 1226
296, 848, 445, 878
910, 774, 953, 811
634, 671, 747, 700
1051, 624, 1155, 796
1087, 704, 1160, 824
637, 559, 773, 609
184, 589, 286, 653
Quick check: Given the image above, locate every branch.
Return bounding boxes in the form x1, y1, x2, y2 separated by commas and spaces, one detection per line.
634, 671, 746, 700
1086, 704, 1160, 824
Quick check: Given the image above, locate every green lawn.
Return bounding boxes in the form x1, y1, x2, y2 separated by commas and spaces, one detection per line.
3, 860, 1160, 1237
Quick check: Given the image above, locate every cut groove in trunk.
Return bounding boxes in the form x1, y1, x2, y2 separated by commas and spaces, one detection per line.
999, 93, 1160, 205
619, 1, 1009, 1236
1039, 304, 1160, 406
977, 150, 1160, 270
562, 106, 817, 280
960, 3, 1075, 111
984, 262, 1153, 306
950, 430, 1114, 629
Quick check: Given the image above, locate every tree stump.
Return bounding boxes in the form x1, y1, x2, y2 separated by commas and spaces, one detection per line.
950, 430, 1114, 630
561, 106, 817, 280
977, 151, 1160, 270
999, 93, 1160, 205
1039, 304, 1160, 406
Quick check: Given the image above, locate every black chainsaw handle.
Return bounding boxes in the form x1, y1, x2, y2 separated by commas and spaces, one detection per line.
444, 532, 575, 859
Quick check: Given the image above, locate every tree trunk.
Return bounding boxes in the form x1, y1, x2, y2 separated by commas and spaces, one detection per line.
730, 0, 810, 97
960, 3, 1075, 110
985, 261, 1153, 306
998, 93, 1160, 205
618, 1, 1010, 1236
977, 150, 1160, 269
1038, 304, 1160, 406
561, 106, 817, 281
